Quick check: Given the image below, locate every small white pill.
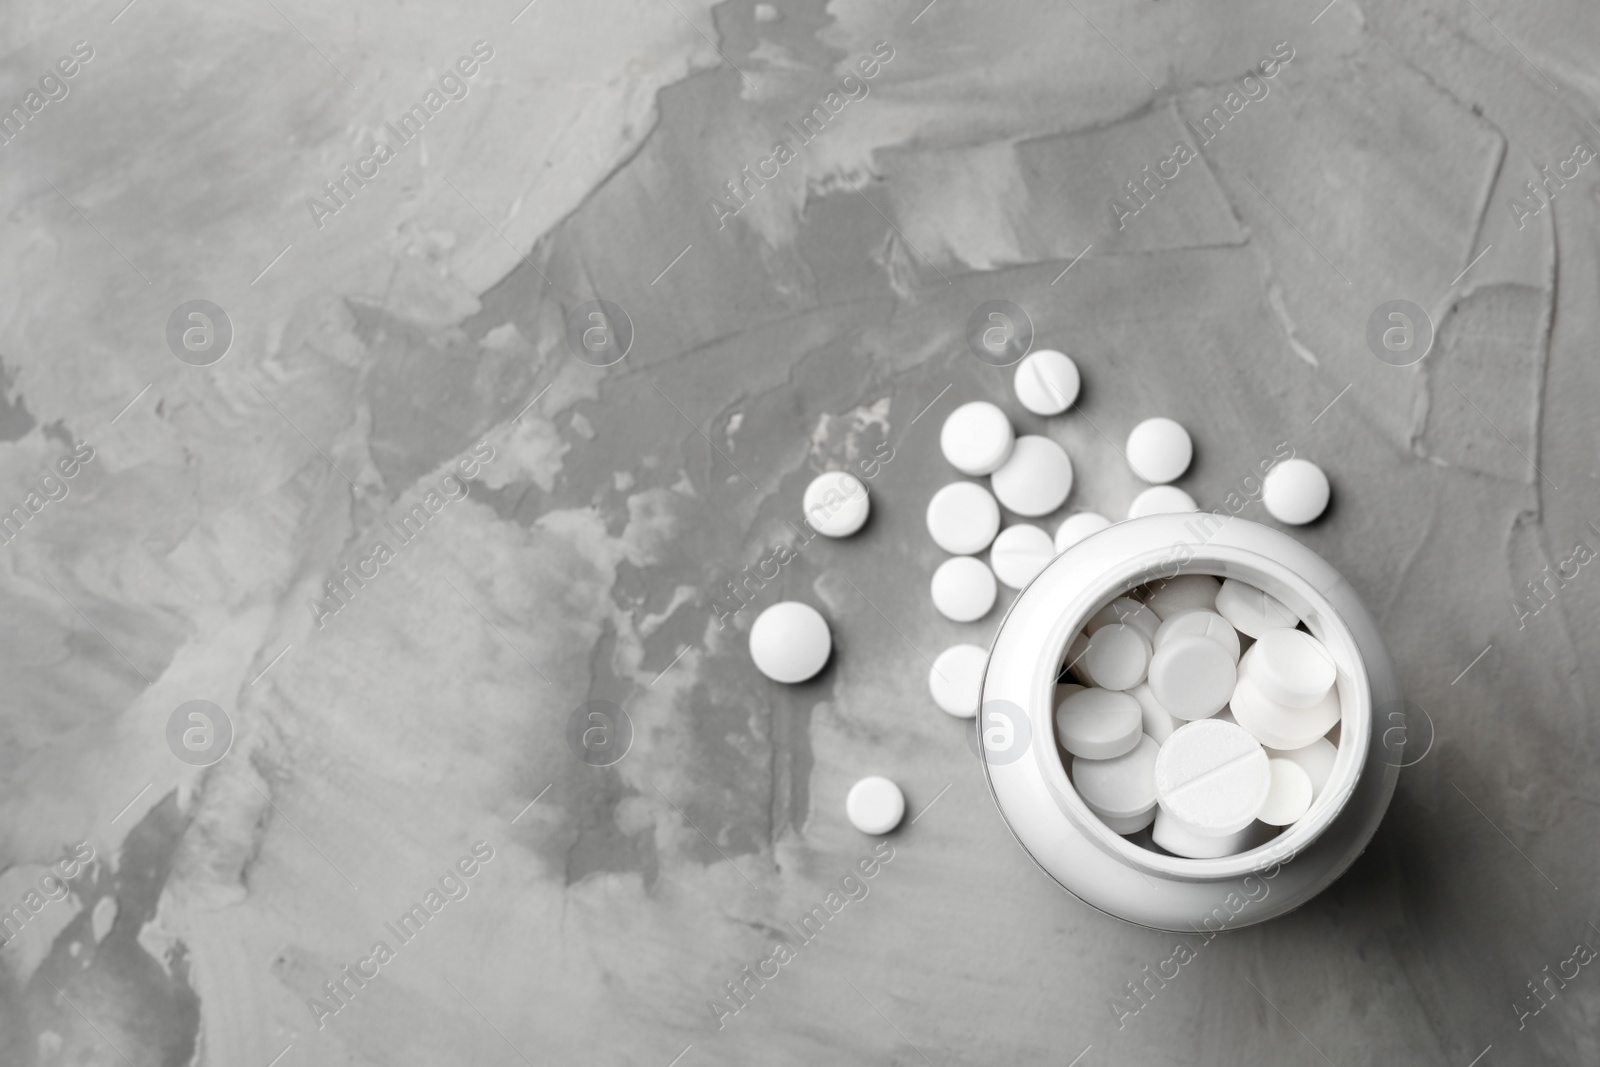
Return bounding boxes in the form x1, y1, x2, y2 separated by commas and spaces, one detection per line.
991, 435, 1073, 517
1154, 719, 1270, 837
1125, 417, 1193, 484
1098, 806, 1157, 836
1213, 578, 1299, 638
1055, 688, 1143, 759
1148, 635, 1237, 720
1130, 683, 1181, 743
1266, 737, 1337, 798
1262, 458, 1330, 525
929, 644, 987, 717
1073, 734, 1160, 818
1154, 609, 1241, 663
748, 602, 831, 683
1152, 808, 1269, 859
930, 556, 997, 622
846, 776, 905, 835
1127, 485, 1197, 518
926, 481, 1001, 554
940, 401, 1014, 476
1229, 673, 1341, 750
1055, 511, 1111, 552
1081, 624, 1151, 691
1013, 349, 1081, 415
1141, 574, 1222, 620
1087, 597, 1161, 644
802, 470, 870, 537
1258, 759, 1314, 826
990, 524, 1057, 589
1245, 630, 1336, 709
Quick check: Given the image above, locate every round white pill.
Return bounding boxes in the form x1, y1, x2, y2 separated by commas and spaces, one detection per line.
1054, 681, 1085, 709
1127, 485, 1197, 518
1098, 806, 1157, 836
1073, 734, 1160, 818
1086, 597, 1161, 644
1081, 624, 1151, 691
1055, 688, 1142, 759
1140, 574, 1221, 621
926, 481, 1001, 554
1246, 630, 1336, 709
1130, 683, 1181, 743
1262, 458, 1330, 525
1154, 609, 1241, 663
929, 644, 987, 717
748, 601, 831, 683
1148, 635, 1237, 720
1152, 808, 1268, 859
802, 470, 870, 537
940, 401, 1014, 476
1213, 578, 1299, 638
929, 557, 997, 622
1013, 349, 1081, 415
1258, 759, 1314, 826
1125, 417, 1193, 484
990, 435, 1073, 517
1266, 737, 1337, 798
1229, 673, 1341, 750
990, 524, 1056, 589
846, 776, 905, 835
1055, 511, 1111, 552
1154, 719, 1270, 837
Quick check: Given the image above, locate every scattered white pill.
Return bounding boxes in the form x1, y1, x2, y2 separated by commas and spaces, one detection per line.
748, 602, 831, 683
801, 470, 869, 537
1148, 635, 1236, 720
1141, 574, 1222, 620
1055, 688, 1143, 759
929, 644, 987, 717
991, 435, 1073, 517
1154, 719, 1270, 837
1262, 458, 1330, 525
990, 524, 1057, 589
1081, 624, 1151, 691
1152, 808, 1269, 859
1055, 511, 1111, 552
926, 481, 1001, 554
1125, 417, 1193, 484
1258, 759, 1314, 826
1073, 734, 1160, 818
940, 401, 1015, 476
1229, 673, 1341, 750
1154, 609, 1241, 663
1130, 683, 1181, 743
1098, 806, 1157, 836
1087, 597, 1160, 644
846, 776, 905, 835
1267, 737, 1337, 798
1245, 630, 1336, 709
1128, 485, 1198, 518
1013, 349, 1081, 415
930, 556, 997, 622
1213, 578, 1299, 638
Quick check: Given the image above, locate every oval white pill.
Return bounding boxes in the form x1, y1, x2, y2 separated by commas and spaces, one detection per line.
1266, 737, 1337, 797
1055, 688, 1143, 759
926, 481, 1001, 554
1073, 734, 1160, 818
1154, 609, 1241, 663
929, 644, 987, 717
1258, 759, 1314, 826
1262, 458, 1330, 525
1229, 673, 1341, 750
1130, 683, 1181, 743
940, 401, 1014, 476
1148, 635, 1237, 720
1098, 806, 1157, 836
930, 557, 997, 622
846, 776, 905, 835
1154, 719, 1270, 836
990, 524, 1056, 589
991, 435, 1073, 517
1081, 623, 1151, 691
1127, 485, 1197, 518
749, 601, 831, 683
1246, 629, 1336, 708
1214, 577, 1299, 638
1055, 511, 1111, 552
1013, 349, 1081, 415
1125, 417, 1193, 484
1152, 808, 1269, 859
802, 470, 870, 537
1140, 573, 1222, 620
1087, 597, 1161, 644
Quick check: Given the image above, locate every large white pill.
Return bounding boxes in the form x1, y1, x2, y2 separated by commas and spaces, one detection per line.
1148, 635, 1237, 720
1245, 630, 1336, 708
1127, 485, 1197, 518
1125, 417, 1193, 484
802, 470, 870, 537
1154, 719, 1269, 837
991, 436, 1073, 517
929, 644, 987, 717
1262, 458, 1330, 525
1152, 808, 1269, 859
930, 557, 997, 622
1154, 609, 1241, 663
1055, 511, 1111, 552
1258, 759, 1314, 826
1229, 673, 1341, 750
940, 401, 1014, 476
1055, 688, 1142, 759
1087, 597, 1160, 644
926, 481, 1001, 554
846, 776, 905, 835
1214, 578, 1299, 638
1013, 349, 1081, 415
1098, 806, 1157, 836
990, 524, 1056, 589
749, 601, 831, 683
1073, 734, 1160, 818
1141, 574, 1222, 620
1266, 737, 1337, 798
1130, 683, 1181, 743
1081, 624, 1151, 691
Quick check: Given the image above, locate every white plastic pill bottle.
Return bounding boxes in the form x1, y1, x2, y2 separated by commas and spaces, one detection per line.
979, 513, 1402, 930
